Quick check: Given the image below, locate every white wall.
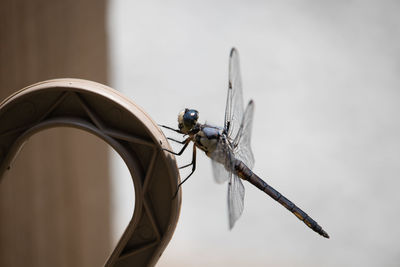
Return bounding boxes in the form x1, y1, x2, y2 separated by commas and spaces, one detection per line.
108, 1, 400, 266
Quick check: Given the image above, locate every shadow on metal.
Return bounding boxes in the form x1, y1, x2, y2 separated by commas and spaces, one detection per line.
0, 79, 181, 266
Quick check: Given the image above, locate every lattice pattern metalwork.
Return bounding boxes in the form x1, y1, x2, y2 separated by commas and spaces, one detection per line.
0, 79, 181, 266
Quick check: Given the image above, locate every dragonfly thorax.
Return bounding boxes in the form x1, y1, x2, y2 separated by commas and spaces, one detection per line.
178, 108, 199, 134
194, 125, 225, 156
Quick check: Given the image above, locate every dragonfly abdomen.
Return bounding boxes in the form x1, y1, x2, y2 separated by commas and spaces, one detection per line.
234, 160, 330, 239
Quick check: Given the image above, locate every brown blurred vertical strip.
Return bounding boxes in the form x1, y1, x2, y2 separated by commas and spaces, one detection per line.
0, 0, 111, 267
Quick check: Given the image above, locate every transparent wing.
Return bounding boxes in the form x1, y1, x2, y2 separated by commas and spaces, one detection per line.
210, 138, 234, 184
215, 48, 247, 229
224, 48, 244, 142
211, 160, 230, 184
228, 174, 245, 229
233, 100, 255, 169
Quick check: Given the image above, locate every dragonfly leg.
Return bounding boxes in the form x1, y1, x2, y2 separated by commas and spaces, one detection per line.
159, 124, 182, 134
168, 137, 187, 144
179, 162, 192, 169
163, 138, 191, 156
172, 144, 197, 199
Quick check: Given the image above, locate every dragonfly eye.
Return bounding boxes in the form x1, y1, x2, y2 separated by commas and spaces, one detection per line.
183, 109, 199, 124
183, 109, 198, 124
178, 108, 199, 133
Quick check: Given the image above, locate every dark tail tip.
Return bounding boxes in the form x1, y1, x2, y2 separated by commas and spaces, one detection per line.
321, 230, 330, 239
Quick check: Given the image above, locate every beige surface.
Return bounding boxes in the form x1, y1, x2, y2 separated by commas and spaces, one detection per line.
0, 1, 110, 266
0, 128, 111, 266
0, 78, 181, 266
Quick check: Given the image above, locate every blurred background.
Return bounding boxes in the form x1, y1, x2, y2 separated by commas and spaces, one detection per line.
1, 0, 400, 266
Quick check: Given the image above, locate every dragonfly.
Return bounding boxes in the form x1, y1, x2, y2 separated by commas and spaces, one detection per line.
161, 48, 329, 238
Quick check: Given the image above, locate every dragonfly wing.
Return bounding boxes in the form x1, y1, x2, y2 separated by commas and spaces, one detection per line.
228, 174, 245, 229
210, 139, 233, 184
211, 160, 230, 184
233, 100, 255, 169
225, 48, 244, 142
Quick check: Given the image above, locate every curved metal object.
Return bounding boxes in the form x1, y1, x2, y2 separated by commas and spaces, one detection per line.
0, 79, 181, 266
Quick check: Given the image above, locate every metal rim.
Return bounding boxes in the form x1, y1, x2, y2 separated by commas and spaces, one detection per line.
0, 78, 181, 266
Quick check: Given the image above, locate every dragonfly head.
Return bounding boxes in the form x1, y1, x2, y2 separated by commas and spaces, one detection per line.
178, 108, 199, 134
